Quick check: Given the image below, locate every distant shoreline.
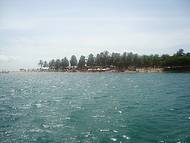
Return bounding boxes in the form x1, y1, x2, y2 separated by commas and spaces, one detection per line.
37, 49, 190, 74
13, 66, 190, 73
2, 66, 190, 74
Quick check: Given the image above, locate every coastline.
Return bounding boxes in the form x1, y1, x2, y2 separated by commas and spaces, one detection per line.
2, 66, 190, 74
8, 66, 188, 73
17, 67, 163, 73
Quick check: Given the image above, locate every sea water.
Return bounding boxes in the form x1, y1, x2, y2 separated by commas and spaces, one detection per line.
0, 72, 190, 143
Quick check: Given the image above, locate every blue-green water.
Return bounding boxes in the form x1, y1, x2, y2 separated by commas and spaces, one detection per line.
0, 72, 190, 143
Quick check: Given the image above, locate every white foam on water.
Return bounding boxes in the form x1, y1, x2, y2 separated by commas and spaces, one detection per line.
92, 115, 97, 118
84, 132, 91, 138
35, 103, 42, 108
53, 124, 63, 128
110, 138, 117, 141
65, 117, 71, 120
123, 135, 130, 140
113, 130, 118, 133
100, 129, 109, 132
20, 104, 31, 109
30, 128, 43, 133
118, 110, 122, 114
64, 125, 74, 129
92, 115, 105, 118
188, 117, 190, 120
76, 106, 81, 109
54, 99, 60, 102
42, 124, 49, 128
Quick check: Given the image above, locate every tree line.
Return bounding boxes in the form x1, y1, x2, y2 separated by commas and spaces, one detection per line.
38, 49, 190, 71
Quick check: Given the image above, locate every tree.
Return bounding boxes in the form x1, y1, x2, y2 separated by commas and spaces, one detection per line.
153, 54, 160, 67
141, 55, 149, 67
160, 54, 169, 66
133, 54, 140, 67
98, 51, 110, 67
111, 53, 121, 67
186, 52, 190, 56
163, 56, 190, 67
38, 60, 43, 68
102, 51, 110, 66
176, 49, 184, 56
95, 54, 101, 66
49, 59, 55, 70
70, 55, 78, 67
39, 49, 190, 71
120, 52, 129, 68
127, 52, 134, 66
55, 59, 61, 70
61, 57, 69, 70
43, 61, 48, 68
78, 56, 86, 68
63, 57, 69, 68
87, 53, 95, 67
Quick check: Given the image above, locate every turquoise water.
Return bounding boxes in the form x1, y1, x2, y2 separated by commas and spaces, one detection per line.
0, 72, 190, 143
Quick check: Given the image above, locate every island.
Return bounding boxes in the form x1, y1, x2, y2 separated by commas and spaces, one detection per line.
17, 49, 190, 73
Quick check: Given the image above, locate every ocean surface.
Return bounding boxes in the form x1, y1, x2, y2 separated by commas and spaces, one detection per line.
0, 72, 190, 143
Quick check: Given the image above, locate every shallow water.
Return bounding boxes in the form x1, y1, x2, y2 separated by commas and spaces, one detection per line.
0, 72, 190, 143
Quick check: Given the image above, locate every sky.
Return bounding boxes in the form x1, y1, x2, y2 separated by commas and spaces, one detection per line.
0, 0, 190, 70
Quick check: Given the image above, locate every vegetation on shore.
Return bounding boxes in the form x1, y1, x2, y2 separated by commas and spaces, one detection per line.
38, 49, 190, 72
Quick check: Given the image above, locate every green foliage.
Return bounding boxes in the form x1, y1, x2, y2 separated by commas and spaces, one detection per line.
95, 54, 101, 66
78, 56, 86, 68
39, 49, 190, 71
111, 53, 121, 67
87, 54, 95, 67
49, 59, 55, 69
43, 61, 48, 67
162, 56, 190, 67
61, 57, 69, 70
175, 49, 184, 56
38, 60, 43, 68
55, 59, 61, 70
70, 55, 78, 67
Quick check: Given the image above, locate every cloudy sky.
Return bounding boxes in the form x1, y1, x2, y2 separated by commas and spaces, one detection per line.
0, 0, 190, 70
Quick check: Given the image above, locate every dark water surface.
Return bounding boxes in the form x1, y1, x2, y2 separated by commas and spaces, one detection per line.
0, 72, 190, 143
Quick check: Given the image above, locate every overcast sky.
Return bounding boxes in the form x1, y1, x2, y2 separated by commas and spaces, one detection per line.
0, 0, 190, 70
